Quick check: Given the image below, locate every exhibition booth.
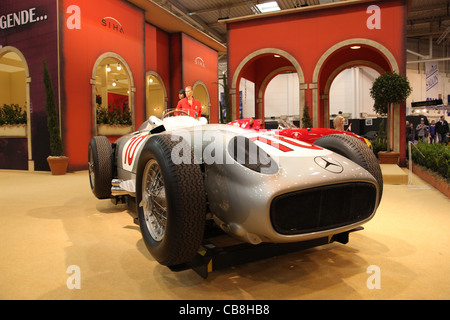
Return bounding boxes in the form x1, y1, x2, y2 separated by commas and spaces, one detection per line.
1, 0, 449, 302
222, 0, 408, 164
1, 0, 411, 170
0, 0, 223, 171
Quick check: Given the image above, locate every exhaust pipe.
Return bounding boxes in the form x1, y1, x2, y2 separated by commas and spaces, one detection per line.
111, 179, 136, 196
111, 179, 127, 196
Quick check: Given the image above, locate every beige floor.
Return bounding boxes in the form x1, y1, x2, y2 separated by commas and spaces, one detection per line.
0, 168, 448, 300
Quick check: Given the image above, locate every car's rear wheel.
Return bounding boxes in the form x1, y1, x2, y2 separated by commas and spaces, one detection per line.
88, 136, 113, 199
136, 134, 206, 266
314, 134, 383, 202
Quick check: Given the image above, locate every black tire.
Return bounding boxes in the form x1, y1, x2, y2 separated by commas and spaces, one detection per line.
314, 134, 383, 202
135, 134, 206, 266
88, 136, 113, 199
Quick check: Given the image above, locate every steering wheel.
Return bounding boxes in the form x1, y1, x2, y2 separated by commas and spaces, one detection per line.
162, 109, 191, 118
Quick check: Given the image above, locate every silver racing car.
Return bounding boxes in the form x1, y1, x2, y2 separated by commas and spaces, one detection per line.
88, 109, 383, 267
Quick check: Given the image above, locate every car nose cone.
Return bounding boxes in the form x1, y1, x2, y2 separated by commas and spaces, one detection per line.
314, 156, 343, 173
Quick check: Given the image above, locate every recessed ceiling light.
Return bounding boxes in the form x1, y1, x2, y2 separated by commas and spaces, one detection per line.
256, 1, 281, 13
350, 45, 361, 49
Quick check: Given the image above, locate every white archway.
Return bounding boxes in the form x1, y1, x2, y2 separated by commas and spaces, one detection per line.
146, 71, 167, 119
91, 52, 135, 135
231, 48, 305, 121
193, 80, 210, 119
0, 46, 33, 170
312, 38, 399, 128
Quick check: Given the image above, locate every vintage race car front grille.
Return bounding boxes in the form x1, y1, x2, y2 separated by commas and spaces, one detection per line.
270, 183, 377, 235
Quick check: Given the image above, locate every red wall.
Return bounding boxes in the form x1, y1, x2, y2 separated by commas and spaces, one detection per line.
228, 1, 406, 81
145, 23, 170, 105
0, 0, 59, 171
144, 25, 221, 119
226, 0, 408, 161
60, 0, 145, 171
227, 0, 407, 114
0, 0, 226, 172
169, 33, 183, 107
181, 33, 219, 122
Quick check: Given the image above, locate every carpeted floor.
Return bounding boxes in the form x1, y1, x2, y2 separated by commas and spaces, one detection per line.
0, 169, 448, 300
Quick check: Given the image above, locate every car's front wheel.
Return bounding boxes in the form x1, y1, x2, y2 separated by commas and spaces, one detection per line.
135, 134, 206, 266
88, 136, 113, 199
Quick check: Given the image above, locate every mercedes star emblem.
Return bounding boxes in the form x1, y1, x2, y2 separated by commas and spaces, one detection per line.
314, 156, 343, 173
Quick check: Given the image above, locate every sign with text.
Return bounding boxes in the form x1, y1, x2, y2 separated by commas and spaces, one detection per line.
0, 7, 48, 30
426, 61, 439, 100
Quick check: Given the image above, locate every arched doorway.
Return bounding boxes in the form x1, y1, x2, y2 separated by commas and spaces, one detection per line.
92, 53, 134, 136
193, 81, 210, 120
231, 48, 305, 124
314, 39, 397, 125
329, 65, 381, 122
314, 39, 404, 152
146, 72, 167, 119
263, 68, 299, 122
0, 46, 32, 170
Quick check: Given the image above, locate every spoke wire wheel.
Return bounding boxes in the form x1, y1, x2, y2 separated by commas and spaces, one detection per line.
88, 147, 95, 188
136, 134, 206, 266
141, 159, 167, 242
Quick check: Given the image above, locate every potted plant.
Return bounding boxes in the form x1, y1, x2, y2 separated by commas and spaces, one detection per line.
370, 71, 411, 163
96, 102, 133, 135
0, 104, 27, 137
43, 58, 69, 175
301, 104, 313, 128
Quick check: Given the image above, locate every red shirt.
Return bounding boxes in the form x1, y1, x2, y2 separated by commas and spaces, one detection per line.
176, 97, 201, 118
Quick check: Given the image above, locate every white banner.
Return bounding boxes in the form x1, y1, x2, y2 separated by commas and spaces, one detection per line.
425, 61, 439, 100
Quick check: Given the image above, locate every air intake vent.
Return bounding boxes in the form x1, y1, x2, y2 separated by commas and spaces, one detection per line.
271, 183, 377, 235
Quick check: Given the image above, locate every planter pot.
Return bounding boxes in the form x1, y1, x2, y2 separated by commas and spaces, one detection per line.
411, 163, 450, 198
378, 151, 400, 164
97, 124, 133, 136
0, 124, 27, 137
47, 156, 69, 175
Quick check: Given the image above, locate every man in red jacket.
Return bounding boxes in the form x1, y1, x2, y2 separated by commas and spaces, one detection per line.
176, 86, 201, 118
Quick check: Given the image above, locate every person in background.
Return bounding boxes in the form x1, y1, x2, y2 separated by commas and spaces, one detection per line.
176, 86, 201, 118
428, 120, 436, 143
178, 89, 186, 100
416, 118, 428, 142
406, 121, 411, 143
248, 117, 261, 130
407, 122, 415, 143
333, 111, 345, 131
436, 115, 449, 143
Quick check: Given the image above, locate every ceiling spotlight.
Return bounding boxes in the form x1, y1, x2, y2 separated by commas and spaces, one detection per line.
106, 64, 111, 72
274, 54, 281, 58
350, 45, 361, 50
112, 81, 116, 87
117, 63, 122, 71
256, 1, 280, 13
